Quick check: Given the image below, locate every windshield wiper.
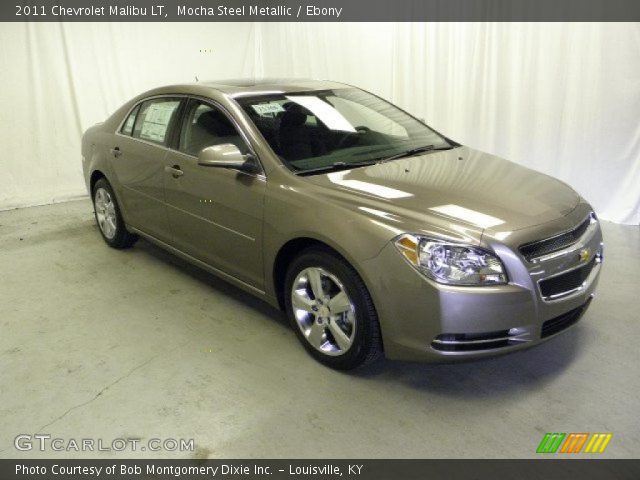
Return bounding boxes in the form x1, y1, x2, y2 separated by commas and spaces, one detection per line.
295, 160, 379, 176
379, 144, 454, 162
294, 143, 457, 176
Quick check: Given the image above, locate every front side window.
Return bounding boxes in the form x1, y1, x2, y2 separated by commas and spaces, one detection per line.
132, 98, 181, 145
235, 88, 452, 173
178, 100, 248, 156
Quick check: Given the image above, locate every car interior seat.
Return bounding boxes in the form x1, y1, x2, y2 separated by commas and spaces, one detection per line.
278, 103, 327, 161
185, 109, 246, 155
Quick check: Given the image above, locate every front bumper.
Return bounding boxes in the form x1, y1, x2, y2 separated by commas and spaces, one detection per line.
359, 204, 603, 362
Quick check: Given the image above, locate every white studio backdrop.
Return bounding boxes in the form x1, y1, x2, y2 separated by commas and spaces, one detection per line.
1, 22, 639, 224
0, 22, 259, 211
260, 22, 640, 225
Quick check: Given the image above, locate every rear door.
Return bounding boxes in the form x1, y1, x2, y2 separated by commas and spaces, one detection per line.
110, 97, 183, 242
162, 98, 266, 289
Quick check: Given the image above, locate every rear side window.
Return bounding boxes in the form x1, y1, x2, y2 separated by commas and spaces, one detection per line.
132, 98, 181, 145
120, 104, 140, 136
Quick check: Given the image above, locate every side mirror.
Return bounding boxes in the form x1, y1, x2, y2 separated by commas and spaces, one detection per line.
197, 144, 259, 173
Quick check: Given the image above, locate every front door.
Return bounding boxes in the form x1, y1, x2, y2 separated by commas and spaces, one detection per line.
163, 99, 266, 290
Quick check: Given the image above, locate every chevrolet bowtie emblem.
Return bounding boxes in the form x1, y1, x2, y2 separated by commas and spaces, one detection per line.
579, 248, 591, 263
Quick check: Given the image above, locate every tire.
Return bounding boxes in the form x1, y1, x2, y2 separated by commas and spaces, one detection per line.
284, 246, 382, 370
92, 178, 138, 249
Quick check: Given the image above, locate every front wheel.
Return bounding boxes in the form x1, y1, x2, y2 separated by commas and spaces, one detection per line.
284, 247, 382, 370
92, 178, 138, 249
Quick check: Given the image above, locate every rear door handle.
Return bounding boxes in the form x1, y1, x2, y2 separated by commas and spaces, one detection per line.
165, 165, 184, 178
110, 147, 122, 157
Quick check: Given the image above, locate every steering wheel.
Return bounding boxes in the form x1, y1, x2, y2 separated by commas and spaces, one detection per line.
335, 126, 370, 149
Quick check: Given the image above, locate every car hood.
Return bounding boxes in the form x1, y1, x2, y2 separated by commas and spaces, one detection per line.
303, 146, 580, 235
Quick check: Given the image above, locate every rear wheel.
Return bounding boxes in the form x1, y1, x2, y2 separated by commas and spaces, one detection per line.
92, 178, 137, 249
284, 247, 382, 370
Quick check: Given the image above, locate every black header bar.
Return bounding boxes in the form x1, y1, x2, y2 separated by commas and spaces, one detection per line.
3, 459, 640, 480
5, 0, 640, 22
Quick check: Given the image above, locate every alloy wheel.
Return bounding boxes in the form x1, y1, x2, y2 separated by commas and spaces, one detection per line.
94, 187, 117, 240
290, 267, 356, 356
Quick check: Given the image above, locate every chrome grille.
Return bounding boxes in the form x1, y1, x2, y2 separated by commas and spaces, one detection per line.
539, 255, 598, 300
519, 214, 593, 261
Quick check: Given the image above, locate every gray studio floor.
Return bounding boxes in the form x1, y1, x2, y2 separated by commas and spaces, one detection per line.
1, 199, 638, 459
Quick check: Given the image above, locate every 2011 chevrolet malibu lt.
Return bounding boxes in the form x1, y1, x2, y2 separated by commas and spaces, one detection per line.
82, 79, 603, 369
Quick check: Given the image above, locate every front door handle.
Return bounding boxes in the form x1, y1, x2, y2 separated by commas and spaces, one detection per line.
165, 165, 184, 178
110, 147, 122, 157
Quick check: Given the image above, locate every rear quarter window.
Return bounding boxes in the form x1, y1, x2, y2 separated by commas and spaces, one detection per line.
120, 104, 140, 136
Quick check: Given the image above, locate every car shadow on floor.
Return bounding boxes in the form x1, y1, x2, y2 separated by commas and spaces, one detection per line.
134, 234, 586, 396
134, 237, 286, 326
354, 323, 588, 395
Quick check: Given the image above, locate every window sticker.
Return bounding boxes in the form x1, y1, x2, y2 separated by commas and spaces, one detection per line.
140, 122, 168, 143
139, 101, 179, 142
145, 102, 177, 125
251, 102, 285, 116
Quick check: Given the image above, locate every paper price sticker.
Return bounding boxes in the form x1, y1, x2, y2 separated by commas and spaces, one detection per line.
252, 103, 285, 116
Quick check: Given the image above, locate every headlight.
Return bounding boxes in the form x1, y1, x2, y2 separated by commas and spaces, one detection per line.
394, 234, 507, 285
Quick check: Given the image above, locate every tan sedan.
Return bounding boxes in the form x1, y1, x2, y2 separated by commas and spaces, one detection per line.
82, 79, 603, 369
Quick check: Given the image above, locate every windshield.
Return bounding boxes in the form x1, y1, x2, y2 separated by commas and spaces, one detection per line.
234, 88, 453, 174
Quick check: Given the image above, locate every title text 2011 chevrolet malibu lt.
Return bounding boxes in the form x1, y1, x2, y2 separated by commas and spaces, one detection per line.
82, 79, 603, 369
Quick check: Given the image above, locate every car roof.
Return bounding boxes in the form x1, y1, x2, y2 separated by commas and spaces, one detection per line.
201, 78, 351, 95
140, 79, 352, 100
